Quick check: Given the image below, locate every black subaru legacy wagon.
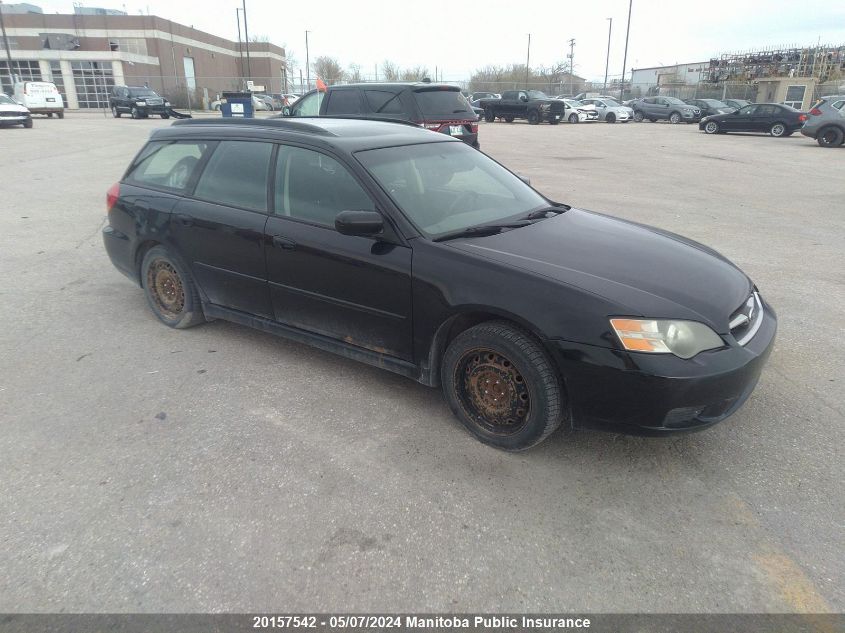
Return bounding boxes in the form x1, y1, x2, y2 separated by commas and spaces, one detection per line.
103, 118, 776, 450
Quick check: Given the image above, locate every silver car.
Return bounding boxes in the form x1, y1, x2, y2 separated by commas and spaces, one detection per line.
800, 95, 845, 148
580, 98, 634, 123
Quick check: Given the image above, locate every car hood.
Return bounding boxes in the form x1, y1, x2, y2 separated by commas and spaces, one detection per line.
0, 103, 28, 114
446, 209, 752, 333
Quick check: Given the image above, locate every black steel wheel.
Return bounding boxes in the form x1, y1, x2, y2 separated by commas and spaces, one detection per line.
141, 246, 205, 329
817, 126, 844, 148
441, 321, 564, 450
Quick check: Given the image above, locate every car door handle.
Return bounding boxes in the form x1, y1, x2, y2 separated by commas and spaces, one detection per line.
175, 213, 194, 226
271, 235, 296, 250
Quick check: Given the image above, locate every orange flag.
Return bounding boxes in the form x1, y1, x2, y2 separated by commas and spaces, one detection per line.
316, 78, 328, 92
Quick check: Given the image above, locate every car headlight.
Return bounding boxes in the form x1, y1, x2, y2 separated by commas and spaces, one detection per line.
135, 101, 146, 106
164, 101, 171, 106
609, 318, 724, 359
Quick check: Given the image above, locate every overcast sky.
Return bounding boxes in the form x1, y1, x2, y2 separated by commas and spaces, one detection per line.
31, 1, 845, 81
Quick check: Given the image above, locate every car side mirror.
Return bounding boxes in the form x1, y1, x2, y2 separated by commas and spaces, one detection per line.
520, 95, 528, 102
335, 210, 384, 236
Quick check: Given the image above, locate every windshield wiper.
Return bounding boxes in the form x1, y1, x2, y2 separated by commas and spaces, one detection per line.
521, 204, 570, 221
432, 221, 531, 242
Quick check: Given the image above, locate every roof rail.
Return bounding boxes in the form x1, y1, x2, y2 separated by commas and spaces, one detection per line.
286, 114, 426, 128
170, 117, 337, 136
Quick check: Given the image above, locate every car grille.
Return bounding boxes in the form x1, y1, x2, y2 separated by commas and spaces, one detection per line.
0, 111, 24, 117
729, 292, 763, 346
146, 98, 164, 106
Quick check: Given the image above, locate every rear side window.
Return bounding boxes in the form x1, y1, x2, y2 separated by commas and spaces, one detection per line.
325, 89, 362, 114
364, 90, 406, 115
193, 141, 273, 212
832, 100, 845, 110
414, 89, 472, 118
125, 141, 210, 191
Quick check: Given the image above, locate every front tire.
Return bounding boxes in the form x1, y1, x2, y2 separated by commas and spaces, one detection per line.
161, 113, 170, 119
817, 126, 844, 147
527, 110, 540, 125
130, 107, 140, 119
669, 111, 682, 124
769, 122, 787, 137
504, 115, 515, 123
633, 110, 644, 122
568, 113, 579, 123
112, 106, 121, 118
606, 113, 616, 123
57, 110, 64, 119
704, 120, 720, 134
22, 118, 33, 128
441, 321, 564, 451
141, 246, 205, 329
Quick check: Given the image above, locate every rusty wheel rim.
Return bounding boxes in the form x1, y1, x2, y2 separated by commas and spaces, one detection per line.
147, 259, 185, 319
455, 348, 530, 435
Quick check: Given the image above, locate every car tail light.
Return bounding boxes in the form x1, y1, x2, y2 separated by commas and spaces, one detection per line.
798, 114, 808, 122
809, 108, 822, 116
470, 122, 478, 133
106, 182, 120, 214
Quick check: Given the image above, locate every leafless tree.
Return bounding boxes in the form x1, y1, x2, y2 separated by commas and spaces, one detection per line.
312, 56, 346, 85
347, 63, 363, 83
400, 65, 429, 81
380, 60, 400, 82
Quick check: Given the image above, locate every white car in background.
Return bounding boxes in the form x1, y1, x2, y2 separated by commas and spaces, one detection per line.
13, 81, 64, 118
0, 93, 33, 128
580, 97, 634, 123
560, 98, 599, 123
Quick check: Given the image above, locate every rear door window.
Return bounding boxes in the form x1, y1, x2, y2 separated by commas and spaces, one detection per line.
414, 89, 472, 118
125, 141, 211, 192
193, 141, 273, 212
325, 89, 363, 115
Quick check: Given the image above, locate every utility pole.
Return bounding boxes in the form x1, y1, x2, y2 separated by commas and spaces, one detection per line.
620, 0, 633, 101
0, 1, 16, 87
567, 38, 575, 96
525, 33, 531, 89
603, 18, 612, 92
241, 0, 251, 80
305, 30, 311, 92
235, 8, 244, 85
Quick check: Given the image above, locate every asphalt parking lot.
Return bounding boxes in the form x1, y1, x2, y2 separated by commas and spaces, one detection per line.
1, 112, 842, 613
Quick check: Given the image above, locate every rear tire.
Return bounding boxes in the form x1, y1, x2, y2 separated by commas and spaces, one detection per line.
57, 110, 64, 119
769, 122, 787, 137
141, 246, 205, 329
504, 115, 515, 123
47, 113, 53, 118
527, 110, 540, 125
816, 126, 843, 147
440, 321, 564, 451
669, 111, 682, 124
112, 106, 120, 118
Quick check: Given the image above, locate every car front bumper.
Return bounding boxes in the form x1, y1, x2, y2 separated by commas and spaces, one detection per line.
547, 300, 777, 435
0, 113, 30, 124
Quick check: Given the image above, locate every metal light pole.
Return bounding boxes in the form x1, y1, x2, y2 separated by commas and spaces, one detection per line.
525, 33, 531, 89
0, 1, 16, 89
620, 0, 632, 101
603, 18, 612, 92
568, 38, 575, 95
235, 8, 244, 85
241, 0, 251, 80
305, 30, 311, 92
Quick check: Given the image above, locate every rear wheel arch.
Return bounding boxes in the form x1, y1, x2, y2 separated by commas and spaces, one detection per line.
134, 240, 163, 285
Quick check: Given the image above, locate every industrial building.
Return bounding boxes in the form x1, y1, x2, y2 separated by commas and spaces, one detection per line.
0, 3, 286, 109
630, 44, 845, 108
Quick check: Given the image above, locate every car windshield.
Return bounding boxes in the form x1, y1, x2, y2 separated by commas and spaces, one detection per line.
356, 141, 548, 239
527, 90, 548, 99
0, 94, 15, 104
414, 89, 471, 117
130, 88, 157, 97
702, 99, 729, 107
664, 97, 686, 105
730, 100, 750, 107
565, 99, 583, 106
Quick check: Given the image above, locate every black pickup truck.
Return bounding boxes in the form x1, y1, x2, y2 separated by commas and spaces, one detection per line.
478, 90, 566, 124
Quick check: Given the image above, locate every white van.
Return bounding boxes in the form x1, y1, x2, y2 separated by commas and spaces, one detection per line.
13, 81, 65, 118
